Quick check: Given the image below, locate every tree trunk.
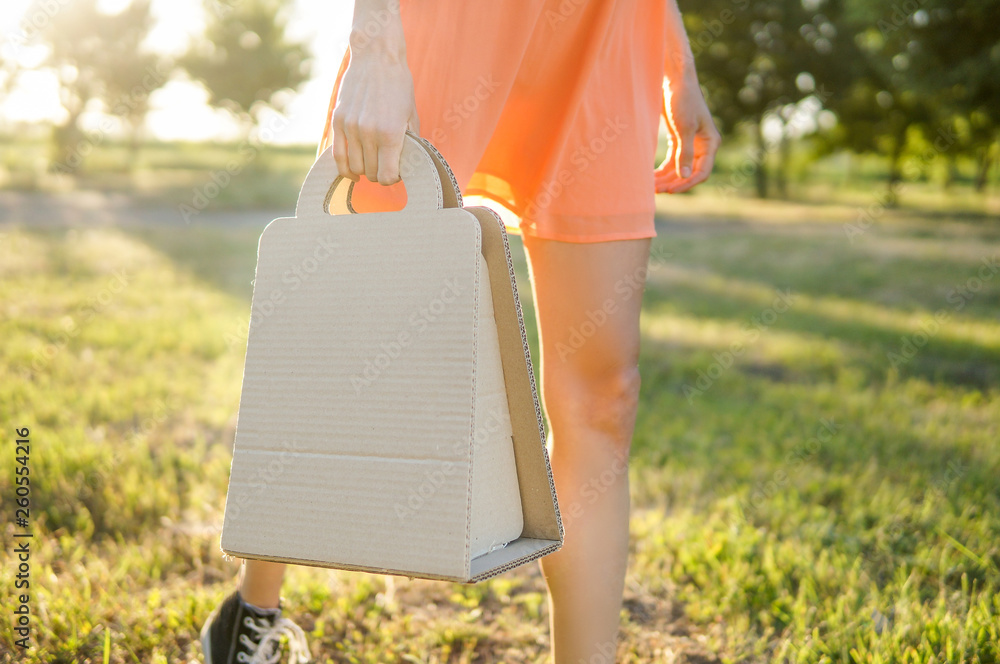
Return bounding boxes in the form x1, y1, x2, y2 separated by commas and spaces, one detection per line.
975, 144, 994, 193
776, 121, 790, 199
50, 117, 85, 175
886, 133, 905, 207
50, 84, 90, 175
754, 114, 768, 199
127, 120, 142, 173
943, 154, 958, 191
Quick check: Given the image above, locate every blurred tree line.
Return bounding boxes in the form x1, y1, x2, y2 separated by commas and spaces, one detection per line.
7, 0, 309, 174
3, 0, 998, 201
682, 0, 1000, 199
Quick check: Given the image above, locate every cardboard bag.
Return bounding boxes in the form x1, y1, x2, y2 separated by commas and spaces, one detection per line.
220, 131, 564, 583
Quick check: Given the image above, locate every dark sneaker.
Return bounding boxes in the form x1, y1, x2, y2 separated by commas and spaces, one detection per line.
200, 590, 310, 664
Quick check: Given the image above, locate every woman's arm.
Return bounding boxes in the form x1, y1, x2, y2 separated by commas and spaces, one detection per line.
331, 0, 419, 185
655, 0, 721, 194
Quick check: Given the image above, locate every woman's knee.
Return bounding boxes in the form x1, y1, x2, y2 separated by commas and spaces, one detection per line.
543, 360, 642, 446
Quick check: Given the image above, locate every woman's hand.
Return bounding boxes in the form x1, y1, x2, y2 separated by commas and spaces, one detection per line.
331, 6, 419, 185
654, 72, 721, 194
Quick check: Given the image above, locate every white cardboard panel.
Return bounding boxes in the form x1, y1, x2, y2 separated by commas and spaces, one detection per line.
222, 213, 482, 575
469, 253, 523, 559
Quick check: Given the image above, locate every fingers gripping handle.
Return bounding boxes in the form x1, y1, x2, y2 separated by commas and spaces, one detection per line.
294, 130, 459, 217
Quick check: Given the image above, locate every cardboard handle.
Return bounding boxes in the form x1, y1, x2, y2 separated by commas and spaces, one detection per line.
295, 130, 461, 217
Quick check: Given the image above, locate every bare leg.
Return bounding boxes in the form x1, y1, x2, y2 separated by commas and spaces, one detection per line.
522, 234, 650, 664
238, 559, 286, 610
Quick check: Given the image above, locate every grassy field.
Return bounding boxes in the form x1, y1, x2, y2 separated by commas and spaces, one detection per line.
2, 133, 999, 216
1, 146, 999, 663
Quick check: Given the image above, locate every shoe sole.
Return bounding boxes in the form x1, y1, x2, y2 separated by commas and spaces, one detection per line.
199, 605, 219, 663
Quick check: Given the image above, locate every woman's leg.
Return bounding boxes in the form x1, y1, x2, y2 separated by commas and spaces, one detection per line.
521, 234, 651, 664
238, 559, 286, 609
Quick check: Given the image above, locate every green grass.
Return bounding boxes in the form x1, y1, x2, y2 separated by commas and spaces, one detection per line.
2, 133, 999, 219
0, 189, 998, 662
0, 135, 314, 211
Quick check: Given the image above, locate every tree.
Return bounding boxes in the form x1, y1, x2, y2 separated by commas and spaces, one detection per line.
28, 0, 168, 173
99, 2, 171, 169
902, 1, 1000, 192
682, 0, 860, 198
0, 44, 18, 98
820, 16, 935, 203
180, 0, 311, 139
823, 0, 1000, 200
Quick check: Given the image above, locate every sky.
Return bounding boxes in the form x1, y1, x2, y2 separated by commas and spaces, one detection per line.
0, 0, 355, 145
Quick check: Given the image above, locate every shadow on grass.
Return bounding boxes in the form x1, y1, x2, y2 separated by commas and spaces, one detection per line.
120, 223, 269, 301
642, 285, 1000, 392
650, 223, 1000, 316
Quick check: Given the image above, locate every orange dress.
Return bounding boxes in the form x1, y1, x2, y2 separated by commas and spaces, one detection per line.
317, 0, 672, 243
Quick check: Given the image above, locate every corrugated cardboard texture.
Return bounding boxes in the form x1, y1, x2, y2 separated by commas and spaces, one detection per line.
221, 131, 562, 582
468, 252, 524, 559
467, 206, 565, 544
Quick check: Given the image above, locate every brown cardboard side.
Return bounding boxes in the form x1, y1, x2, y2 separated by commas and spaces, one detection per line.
466, 206, 564, 544
410, 133, 463, 210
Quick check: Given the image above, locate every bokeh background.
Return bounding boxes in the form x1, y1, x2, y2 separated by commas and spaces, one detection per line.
0, 0, 998, 662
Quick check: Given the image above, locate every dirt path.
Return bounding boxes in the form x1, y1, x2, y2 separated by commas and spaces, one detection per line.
0, 190, 288, 229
